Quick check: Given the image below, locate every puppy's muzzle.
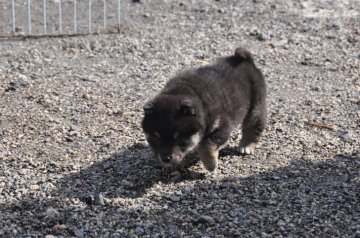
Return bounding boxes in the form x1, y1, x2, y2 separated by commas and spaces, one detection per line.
160, 153, 173, 163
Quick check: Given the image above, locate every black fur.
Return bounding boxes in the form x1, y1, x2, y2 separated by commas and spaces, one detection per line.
142, 47, 267, 171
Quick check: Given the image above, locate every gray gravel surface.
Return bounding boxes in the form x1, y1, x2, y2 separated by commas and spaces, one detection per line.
0, 0, 359, 237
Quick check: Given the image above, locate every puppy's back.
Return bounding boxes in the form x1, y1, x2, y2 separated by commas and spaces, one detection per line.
162, 48, 265, 124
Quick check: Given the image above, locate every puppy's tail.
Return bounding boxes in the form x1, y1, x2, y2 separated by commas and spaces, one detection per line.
234, 47, 254, 64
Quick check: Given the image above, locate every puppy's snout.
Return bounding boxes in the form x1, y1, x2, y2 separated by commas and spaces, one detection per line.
160, 154, 173, 163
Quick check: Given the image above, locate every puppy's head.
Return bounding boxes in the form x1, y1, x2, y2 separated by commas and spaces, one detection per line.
141, 95, 204, 167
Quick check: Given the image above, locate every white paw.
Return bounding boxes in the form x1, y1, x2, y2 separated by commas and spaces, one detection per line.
208, 169, 220, 184
239, 146, 255, 155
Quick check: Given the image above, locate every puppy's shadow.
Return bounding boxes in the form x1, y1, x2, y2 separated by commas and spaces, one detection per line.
54, 144, 204, 200
219, 146, 241, 157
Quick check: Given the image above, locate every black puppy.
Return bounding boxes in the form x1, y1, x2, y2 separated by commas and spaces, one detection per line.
142, 47, 266, 171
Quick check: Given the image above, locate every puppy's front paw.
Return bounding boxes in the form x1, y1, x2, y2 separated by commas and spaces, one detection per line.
202, 159, 218, 172
197, 143, 219, 172
239, 146, 255, 155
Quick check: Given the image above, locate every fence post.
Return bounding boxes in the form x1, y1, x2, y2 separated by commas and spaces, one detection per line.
74, 0, 77, 33
88, 0, 92, 33
118, 0, 121, 26
43, 0, 47, 34
11, 0, 16, 32
103, 0, 107, 29
59, 0, 62, 33
28, 0, 32, 34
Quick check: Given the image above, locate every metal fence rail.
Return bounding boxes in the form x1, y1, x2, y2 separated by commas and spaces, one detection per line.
1, 0, 127, 37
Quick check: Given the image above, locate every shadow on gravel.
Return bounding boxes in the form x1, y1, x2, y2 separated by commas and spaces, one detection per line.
161, 153, 359, 237
54, 144, 204, 200
1, 152, 359, 236
219, 146, 242, 157
107, 153, 358, 237
54, 144, 245, 202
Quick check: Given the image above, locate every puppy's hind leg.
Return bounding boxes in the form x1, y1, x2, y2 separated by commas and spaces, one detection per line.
240, 115, 265, 155
239, 105, 266, 155
240, 111, 266, 155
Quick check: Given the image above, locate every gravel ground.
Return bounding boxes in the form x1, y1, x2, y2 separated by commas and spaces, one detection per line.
0, 0, 359, 237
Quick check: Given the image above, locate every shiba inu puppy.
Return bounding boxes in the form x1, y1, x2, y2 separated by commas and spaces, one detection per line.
142, 47, 266, 172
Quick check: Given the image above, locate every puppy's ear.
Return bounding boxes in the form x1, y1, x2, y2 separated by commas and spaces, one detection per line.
143, 102, 154, 115
180, 99, 195, 116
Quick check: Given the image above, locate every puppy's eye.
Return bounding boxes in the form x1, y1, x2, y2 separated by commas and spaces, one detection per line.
175, 138, 188, 147
150, 134, 160, 142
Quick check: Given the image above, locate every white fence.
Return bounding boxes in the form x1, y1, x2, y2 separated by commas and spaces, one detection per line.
0, 0, 128, 37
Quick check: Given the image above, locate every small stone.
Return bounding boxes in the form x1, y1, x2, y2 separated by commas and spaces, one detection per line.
68, 131, 77, 137
82, 93, 92, 100
256, 33, 267, 41
52, 223, 66, 232
340, 131, 353, 140
45, 207, 60, 220
74, 228, 84, 238
17, 74, 29, 86
170, 195, 181, 202
96, 193, 105, 206
65, 137, 74, 142
15, 26, 23, 32
79, 42, 91, 52
238, 207, 247, 214
261, 232, 271, 237
30, 184, 40, 190
304, 53, 312, 60
135, 227, 145, 236
69, 124, 78, 132
197, 215, 215, 224
277, 220, 286, 227
270, 39, 289, 48
83, 195, 95, 205
220, 181, 231, 188
184, 187, 192, 193
11, 27, 25, 36
133, 141, 147, 149
311, 86, 321, 91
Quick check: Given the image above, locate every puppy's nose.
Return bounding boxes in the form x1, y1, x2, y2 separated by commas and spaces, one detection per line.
160, 154, 172, 163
